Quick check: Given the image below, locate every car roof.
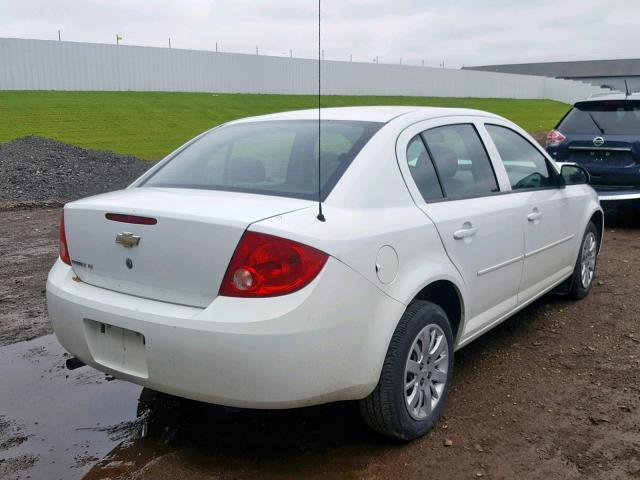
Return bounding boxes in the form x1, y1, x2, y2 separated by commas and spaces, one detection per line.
229, 106, 503, 125
582, 92, 640, 103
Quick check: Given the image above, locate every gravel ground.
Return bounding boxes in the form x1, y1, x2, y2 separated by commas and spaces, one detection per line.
0, 136, 154, 205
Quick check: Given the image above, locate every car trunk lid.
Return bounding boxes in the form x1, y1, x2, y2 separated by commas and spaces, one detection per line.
64, 187, 313, 307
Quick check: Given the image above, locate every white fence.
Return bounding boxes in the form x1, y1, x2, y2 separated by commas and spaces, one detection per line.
0, 38, 608, 104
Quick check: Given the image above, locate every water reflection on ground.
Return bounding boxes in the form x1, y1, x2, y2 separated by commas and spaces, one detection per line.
1, 335, 392, 480
0, 335, 142, 479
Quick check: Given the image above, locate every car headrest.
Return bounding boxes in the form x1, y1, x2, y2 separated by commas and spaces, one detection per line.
228, 157, 266, 184
286, 152, 341, 187
413, 150, 437, 181
336, 152, 350, 163
416, 150, 433, 171
429, 145, 458, 178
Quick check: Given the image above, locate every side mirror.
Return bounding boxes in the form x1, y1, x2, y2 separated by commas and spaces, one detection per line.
560, 164, 590, 186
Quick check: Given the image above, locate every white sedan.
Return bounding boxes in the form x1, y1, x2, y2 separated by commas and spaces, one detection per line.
47, 106, 602, 440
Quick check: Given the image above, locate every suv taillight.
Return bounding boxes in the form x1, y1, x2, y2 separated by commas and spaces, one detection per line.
59, 210, 71, 265
219, 231, 328, 297
546, 129, 566, 147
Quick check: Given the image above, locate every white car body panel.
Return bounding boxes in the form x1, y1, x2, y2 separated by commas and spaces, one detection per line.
64, 188, 313, 307
518, 187, 579, 301
396, 116, 525, 339
47, 257, 406, 408
47, 106, 603, 408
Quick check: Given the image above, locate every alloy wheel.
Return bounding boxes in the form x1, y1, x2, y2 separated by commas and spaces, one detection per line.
404, 324, 449, 420
580, 232, 597, 289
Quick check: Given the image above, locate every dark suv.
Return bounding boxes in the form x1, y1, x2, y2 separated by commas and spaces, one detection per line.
546, 93, 640, 203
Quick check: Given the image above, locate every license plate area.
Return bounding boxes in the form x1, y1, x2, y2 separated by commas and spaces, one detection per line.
569, 150, 635, 167
84, 320, 148, 378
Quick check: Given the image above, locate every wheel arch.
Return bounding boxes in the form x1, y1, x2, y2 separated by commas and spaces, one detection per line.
408, 278, 465, 347
590, 209, 604, 253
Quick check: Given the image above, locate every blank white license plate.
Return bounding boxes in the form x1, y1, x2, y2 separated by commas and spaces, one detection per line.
85, 320, 148, 378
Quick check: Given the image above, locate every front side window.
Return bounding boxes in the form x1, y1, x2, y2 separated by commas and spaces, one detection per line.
406, 135, 444, 201
486, 124, 556, 190
421, 124, 499, 199
142, 120, 382, 200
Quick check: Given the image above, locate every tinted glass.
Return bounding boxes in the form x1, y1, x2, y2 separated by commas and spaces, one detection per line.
558, 100, 640, 135
406, 135, 444, 201
486, 125, 556, 190
142, 120, 382, 200
421, 124, 499, 199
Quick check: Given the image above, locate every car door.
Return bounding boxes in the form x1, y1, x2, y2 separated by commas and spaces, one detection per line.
482, 121, 584, 303
396, 117, 526, 340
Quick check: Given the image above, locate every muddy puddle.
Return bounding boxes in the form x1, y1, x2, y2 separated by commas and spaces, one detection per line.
1, 335, 395, 480
0, 335, 142, 479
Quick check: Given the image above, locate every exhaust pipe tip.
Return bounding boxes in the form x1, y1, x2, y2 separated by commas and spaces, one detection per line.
65, 357, 86, 370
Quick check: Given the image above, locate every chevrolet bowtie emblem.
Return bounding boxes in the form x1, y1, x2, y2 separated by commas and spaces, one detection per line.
115, 232, 141, 248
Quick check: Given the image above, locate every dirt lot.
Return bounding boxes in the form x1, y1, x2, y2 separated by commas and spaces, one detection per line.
0, 208, 59, 347
1, 205, 639, 480
1, 137, 639, 480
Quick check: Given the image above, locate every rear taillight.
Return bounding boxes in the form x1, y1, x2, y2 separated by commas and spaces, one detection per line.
219, 231, 328, 297
59, 210, 71, 265
546, 129, 566, 147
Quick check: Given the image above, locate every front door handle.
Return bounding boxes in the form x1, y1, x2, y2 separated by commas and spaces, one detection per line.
454, 222, 477, 240
527, 208, 542, 222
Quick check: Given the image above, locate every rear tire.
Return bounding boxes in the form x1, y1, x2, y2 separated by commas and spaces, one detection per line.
568, 221, 598, 299
359, 300, 454, 440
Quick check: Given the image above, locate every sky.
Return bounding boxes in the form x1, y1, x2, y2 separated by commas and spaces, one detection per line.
1, 0, 639, 68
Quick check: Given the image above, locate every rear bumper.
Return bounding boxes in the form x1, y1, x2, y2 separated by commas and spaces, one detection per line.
550, 149, 640, 199
46, 258, 404, 409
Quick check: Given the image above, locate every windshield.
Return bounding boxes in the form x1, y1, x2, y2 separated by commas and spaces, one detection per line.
141, 120, 382, 200
558, 100, 640, 135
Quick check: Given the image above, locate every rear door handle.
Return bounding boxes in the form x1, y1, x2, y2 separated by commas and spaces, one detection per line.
454, 223, 477, 240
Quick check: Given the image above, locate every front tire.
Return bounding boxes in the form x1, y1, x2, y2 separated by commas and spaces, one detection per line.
359, 300, 454, 440
568, 221, 599, 299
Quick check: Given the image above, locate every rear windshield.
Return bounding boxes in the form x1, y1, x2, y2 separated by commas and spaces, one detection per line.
558, 100, 640, 135
141, 120, 382, 200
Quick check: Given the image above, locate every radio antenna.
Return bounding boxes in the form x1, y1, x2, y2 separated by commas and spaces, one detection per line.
316, 0, 326, 222
624, 79, 630, 100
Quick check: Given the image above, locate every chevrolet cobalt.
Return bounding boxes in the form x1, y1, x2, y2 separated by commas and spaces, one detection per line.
47, 107, 603, 440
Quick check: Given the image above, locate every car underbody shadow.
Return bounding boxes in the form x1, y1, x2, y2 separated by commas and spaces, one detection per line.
600, 202, 640, 228
81, 294, 572, 479
83, 389, 397, 479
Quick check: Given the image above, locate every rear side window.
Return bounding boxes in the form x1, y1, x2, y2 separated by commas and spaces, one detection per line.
142, 120, 382, 201
421, 124, 499, 199
558, 100, 640, 135
406, 135, 444, 201
486, 125, 556, 190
